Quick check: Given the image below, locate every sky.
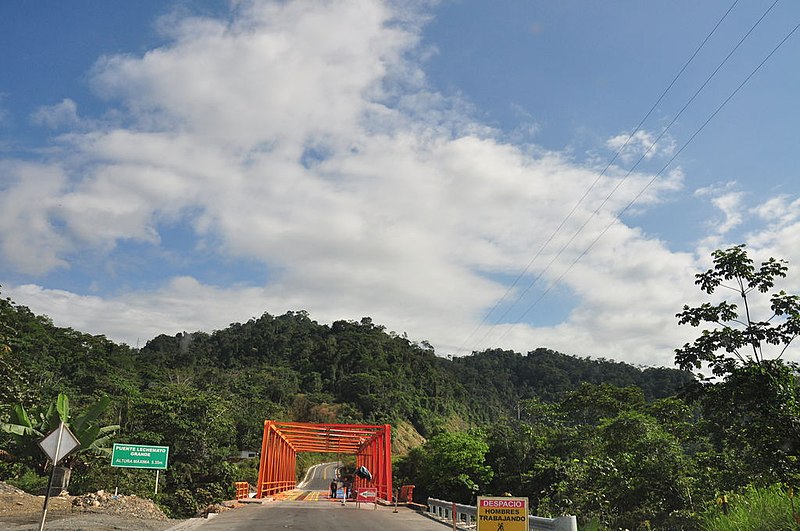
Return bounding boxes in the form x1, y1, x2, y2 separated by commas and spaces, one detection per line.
1, 0, 799, 368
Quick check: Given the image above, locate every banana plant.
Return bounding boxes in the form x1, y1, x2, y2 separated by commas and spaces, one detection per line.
1, 392, 120, 469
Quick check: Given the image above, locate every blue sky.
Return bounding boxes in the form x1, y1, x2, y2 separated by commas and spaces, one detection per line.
1, 0, 799, 367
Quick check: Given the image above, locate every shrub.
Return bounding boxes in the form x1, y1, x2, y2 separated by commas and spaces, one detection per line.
701, 484, 797, 531
158, 488, 198, 518
6, 468, 48, 494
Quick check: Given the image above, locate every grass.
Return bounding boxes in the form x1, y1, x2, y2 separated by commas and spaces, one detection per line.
701, 484, 800, 531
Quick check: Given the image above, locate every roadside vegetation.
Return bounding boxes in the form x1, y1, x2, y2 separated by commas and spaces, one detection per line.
2, 245, 799, 529
699, 484, 799, 531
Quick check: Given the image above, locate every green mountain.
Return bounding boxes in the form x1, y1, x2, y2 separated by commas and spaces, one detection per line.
0, 291, 693, 517
1, 294, 693, 442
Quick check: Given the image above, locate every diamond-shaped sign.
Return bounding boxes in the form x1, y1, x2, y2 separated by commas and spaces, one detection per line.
37, 423, 81, 465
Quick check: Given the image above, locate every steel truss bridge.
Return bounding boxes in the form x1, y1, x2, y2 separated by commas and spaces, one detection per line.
256, 421, 392, 501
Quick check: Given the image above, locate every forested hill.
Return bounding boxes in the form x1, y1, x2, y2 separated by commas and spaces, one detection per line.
2, 293, 692, 443
451, 348, 693, 406
1, 293, 695, 517
136, 313, 692, 432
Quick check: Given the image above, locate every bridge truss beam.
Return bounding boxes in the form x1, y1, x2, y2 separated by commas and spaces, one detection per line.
256, 421, 392, 501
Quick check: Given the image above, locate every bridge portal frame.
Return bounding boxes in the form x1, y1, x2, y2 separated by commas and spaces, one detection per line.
256, 420, 392, 500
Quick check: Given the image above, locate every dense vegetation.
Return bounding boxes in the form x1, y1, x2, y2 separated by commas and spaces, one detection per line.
0, 289, 689, 519
2, 245, 799, 529
398, 246, 800, 529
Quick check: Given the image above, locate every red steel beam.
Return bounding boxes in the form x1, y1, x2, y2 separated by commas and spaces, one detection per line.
256, 421, 392, 500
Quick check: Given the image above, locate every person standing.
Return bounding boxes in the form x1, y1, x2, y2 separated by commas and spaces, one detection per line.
330, 480, 337, 498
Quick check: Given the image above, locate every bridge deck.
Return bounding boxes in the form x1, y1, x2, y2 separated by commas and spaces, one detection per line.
196, 501, 447, 530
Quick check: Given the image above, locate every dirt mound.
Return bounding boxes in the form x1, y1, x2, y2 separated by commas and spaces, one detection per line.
0, 482, 167, 520
72, 490, 168, 520
0, 481, 72, 519
0, 482, 180, 530
0, 482, 27, 495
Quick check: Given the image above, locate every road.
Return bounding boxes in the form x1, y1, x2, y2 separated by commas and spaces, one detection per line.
194, 501, 447, 530
297, 462, 340, 492
192, 462, 446, 530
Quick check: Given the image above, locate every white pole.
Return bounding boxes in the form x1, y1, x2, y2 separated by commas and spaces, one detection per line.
155, 470, 160, 495
39, 423, 65, 531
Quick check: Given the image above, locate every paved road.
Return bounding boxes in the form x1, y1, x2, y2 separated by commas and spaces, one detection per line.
298, 462, 340, 491
192, 462, 445, 530
195, 501, 447, 531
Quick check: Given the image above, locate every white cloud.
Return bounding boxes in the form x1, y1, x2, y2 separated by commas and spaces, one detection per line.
2, 0, 785, 368
745, 196, 800, 274
693, 183, 747, 248
31, 99, 80, 129
0, 161, 71, 274
606, 129, 676, 165
710, 192, 745, 233
753, 195, 800, 226
5, 280, 267, 347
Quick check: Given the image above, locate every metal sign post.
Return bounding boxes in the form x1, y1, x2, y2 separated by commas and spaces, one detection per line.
36, 423, 81, 531
110, 443, 169, 495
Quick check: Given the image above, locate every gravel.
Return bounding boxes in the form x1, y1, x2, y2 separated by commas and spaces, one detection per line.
0, 481, 188, 531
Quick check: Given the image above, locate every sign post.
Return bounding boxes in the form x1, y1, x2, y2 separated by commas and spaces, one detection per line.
477, 496, 529, 531
354, 487, 378, 509
36, 423, 81, 531
111, 444, 169, 494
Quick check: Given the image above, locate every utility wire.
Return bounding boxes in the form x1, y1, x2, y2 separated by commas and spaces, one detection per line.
454, 0, 741, 355
466, 0, 782, 353
491, 18, 800, 347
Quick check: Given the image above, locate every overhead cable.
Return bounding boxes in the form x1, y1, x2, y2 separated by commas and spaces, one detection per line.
491, 18, 800, 348
454, 0, 743, 355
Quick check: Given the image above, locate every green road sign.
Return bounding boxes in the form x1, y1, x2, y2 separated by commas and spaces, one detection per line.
111, 443, 169, 470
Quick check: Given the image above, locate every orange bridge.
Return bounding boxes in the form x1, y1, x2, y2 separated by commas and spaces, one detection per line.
256, 421, 392, 501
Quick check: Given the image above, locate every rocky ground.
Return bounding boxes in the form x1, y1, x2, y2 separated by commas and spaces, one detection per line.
0, 481, 189, 530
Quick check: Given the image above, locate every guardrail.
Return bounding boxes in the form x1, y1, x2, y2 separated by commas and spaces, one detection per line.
258, 480, 296, 496
427, 498, 577, 531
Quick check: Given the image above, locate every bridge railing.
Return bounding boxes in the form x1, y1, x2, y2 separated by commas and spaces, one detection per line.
427, 498, 577, 531
234, 481, 251, 500
258, 480, 296, 496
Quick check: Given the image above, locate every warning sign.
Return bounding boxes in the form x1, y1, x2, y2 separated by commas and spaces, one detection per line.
477, 496, 528, 531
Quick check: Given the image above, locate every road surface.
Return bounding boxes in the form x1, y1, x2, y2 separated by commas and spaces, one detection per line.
297, 462, 340, 492
195, 501, 446, 530
192, 462, 445, 530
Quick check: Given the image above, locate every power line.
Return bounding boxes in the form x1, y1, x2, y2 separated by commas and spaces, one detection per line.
454, 0, 742, 355
464, 0, 783, 353
491, 18, 800, 348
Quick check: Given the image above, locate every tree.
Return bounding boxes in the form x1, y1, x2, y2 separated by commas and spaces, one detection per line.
122, 384, 237, 516
560, 383, 645, 426
0, 289, 34, 406
675, 245, 800, 486
596, 411, 694, 528
483, 400, 564, 509
675, 244, 800, 377
535, 402, 696, 529
400, 431, 493, 504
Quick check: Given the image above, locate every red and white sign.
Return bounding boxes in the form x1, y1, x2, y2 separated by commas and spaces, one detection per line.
355, 488, 377, 502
